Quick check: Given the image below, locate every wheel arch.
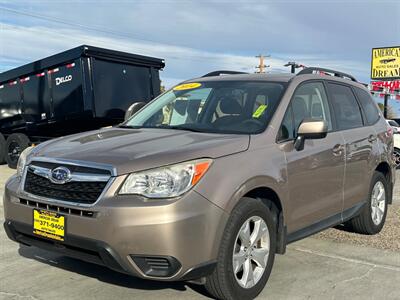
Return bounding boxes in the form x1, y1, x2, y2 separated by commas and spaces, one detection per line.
232, 181, 287, 254
226, 176, 287, 218
244, 187, 283, 215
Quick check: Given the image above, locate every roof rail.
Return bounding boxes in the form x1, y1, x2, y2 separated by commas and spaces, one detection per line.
202, 70, 248, 77
297, 67, 357, 82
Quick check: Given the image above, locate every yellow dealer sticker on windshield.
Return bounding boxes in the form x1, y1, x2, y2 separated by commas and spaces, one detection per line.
173, 82, 202, 91
253, 104, 268, 118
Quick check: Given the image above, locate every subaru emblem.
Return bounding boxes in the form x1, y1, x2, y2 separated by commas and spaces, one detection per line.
50, 167, 71, 184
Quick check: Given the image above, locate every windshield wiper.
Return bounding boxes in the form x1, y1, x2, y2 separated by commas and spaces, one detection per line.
155, 125, 205, 133
118, 125, 142, 129
120, 124, 206, 132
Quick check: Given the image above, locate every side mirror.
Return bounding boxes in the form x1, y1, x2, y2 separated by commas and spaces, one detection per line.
294, 119, 328, 151
124, 102, 146, 121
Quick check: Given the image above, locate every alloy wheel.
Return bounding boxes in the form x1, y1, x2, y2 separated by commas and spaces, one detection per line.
232, 216, 270, 289
7, 141, 21, 165
394, 149, 400, 169
371, 181, 386, 226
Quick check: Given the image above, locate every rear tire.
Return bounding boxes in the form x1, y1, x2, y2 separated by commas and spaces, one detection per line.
0, 133, 6, 164
345, 171, 388, 235
205, 197, 276, 300
6, 133, 30, 169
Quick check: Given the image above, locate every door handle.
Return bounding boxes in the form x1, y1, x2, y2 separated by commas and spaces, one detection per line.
368, 135, 377, 143
332, 144, 344, 156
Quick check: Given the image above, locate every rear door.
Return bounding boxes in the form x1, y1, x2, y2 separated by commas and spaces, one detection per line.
278, 81, 345, 232
326, 83, 376, 211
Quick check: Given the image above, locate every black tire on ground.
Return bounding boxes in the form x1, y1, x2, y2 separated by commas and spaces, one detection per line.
345, 171, 388, 235
205, 197, 276, 300
393, 148, 400, 170
6, 133, 30, 169
0, 133, 6, 164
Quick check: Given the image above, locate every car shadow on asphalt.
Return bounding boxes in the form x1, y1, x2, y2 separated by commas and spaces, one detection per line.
333, 223, 358, 233
18, 245, 211, 298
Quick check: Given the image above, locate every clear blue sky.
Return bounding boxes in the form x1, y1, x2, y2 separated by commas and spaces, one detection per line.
0, 0, 399, 114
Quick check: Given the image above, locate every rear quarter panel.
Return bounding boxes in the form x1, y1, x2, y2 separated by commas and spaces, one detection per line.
376, 117, 396, 189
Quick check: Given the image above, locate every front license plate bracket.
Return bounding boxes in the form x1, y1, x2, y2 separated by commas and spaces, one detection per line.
33, 209, 65, 241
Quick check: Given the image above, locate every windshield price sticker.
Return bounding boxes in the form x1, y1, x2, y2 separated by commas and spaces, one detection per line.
253, 104, 268, 118
173, 82, 202, 91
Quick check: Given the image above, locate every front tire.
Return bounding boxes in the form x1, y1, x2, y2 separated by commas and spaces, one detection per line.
205, 197, 276, 300
346, 171, 388, 235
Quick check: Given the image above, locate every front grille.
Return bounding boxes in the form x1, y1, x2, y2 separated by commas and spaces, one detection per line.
30, 161, 111, 175
24, 170, 108, 204
19, 198, 96, 218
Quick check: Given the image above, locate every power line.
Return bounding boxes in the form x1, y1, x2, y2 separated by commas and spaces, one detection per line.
0, 6, 163, 46
0, 6, 285, 74
0, 6, 258, 66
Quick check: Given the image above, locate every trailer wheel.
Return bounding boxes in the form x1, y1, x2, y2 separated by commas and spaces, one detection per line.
6, 133, 30, 169
0, 133, 6, 165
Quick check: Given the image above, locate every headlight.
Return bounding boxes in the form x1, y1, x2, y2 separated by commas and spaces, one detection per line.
119, 159, 212, 198
16, 146, 34, 177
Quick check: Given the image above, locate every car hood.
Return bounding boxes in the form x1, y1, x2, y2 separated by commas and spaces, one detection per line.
30, 128, 250, 175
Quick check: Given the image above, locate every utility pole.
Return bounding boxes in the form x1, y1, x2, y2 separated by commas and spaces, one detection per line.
284, 62, 305, 73
255, 54, 270, 73
384, 93, 389, 119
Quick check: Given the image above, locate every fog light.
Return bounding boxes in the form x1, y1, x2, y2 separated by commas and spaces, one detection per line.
131, 255, 181, 277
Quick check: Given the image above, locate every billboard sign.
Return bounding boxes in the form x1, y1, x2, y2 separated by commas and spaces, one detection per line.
370, 80, 400, 93
371, 46, 400, 80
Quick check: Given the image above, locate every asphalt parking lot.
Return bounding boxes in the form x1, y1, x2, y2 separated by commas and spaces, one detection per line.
0, 165, 399, 300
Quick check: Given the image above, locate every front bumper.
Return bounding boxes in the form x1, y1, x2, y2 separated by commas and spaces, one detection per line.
3, 175, 228, 281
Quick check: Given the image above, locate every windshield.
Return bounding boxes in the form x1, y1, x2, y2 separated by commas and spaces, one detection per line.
124, 81, 286, 134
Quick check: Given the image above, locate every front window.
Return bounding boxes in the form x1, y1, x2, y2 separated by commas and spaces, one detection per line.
278, 81, 332, 141
124, 81, 286, 134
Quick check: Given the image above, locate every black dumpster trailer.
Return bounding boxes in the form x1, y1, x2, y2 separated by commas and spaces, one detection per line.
0, 45, 165, 168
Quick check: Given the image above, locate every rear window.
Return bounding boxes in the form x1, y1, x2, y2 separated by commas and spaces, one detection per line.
327, 83, 363, 130
354, 87, 380, 125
